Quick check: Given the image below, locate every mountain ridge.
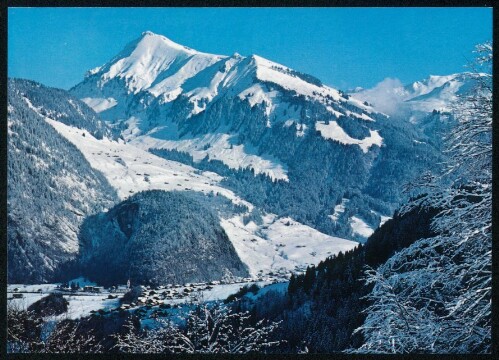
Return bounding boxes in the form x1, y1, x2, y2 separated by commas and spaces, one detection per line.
71, 31, 373, 130
7, 78, 119, 283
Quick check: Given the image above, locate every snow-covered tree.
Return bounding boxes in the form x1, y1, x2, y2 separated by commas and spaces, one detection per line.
40, 319, 103, 353
354, 42, 492, 354
114, 301, 283, 353
7, 302, 102, 353
7, 302, 44, 353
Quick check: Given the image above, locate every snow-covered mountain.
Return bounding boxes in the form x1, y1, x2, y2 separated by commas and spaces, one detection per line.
350, 72, 490, 122
71, 31, 442, 242
7, 32, 447, 283
72, 31, 373, 128
71, 30, 382, 176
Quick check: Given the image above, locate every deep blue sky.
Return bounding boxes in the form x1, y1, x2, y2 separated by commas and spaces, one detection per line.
8, 7, 492, 91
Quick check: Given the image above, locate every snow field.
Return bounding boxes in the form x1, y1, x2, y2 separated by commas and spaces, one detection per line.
315, 121, 383, 153
329, 198, 349, 223
45, 118, 251, 209
133, 132, 289, 181
221, 215, 358, 276
81, 97, 117, 113
349, 216, 374, 238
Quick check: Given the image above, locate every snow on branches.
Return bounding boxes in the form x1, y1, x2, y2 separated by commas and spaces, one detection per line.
114, 301, 283, 354
7, 301, 102, 353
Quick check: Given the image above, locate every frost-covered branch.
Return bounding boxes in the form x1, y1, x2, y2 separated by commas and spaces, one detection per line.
114, 301, 284, 354
7, 302, 102, 353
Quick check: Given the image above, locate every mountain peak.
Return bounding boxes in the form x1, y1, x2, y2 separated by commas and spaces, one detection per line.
136, 31, 197, 54
351, 71, 489, 118
84, 31, 226, 94
73, 32, 351, 117
141, 30, 157, 37
133, 31, 198, 55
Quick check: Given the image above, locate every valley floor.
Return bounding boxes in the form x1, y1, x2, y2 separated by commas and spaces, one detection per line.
7, 276, 288, 320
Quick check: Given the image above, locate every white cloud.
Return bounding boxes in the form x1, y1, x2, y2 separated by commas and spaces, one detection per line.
351, 77, 405, 116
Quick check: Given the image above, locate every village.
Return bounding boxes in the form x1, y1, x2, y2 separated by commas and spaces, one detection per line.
7, 271, 291, 320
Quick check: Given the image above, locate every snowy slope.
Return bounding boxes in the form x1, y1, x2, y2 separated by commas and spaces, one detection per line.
221, 214, 358, 276
131, 132, 289, 181
329, 198, 349, 223
44, 118, 357, 275
45, 118, 251, 207
86, 31, 225, 95
349, 216, 374, 238
81, 97, 117, 113
315, 121, 382, 153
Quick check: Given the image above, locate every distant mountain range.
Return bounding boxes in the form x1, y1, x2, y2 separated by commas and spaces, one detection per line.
350, 72, 489, 121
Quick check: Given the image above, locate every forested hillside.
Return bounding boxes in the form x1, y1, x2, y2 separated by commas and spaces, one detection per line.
78, 190, 249, 286
7, 79, 119, 283
230, 202, 440, 352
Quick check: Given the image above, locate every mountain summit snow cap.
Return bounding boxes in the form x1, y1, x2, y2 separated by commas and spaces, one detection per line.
134, 30, 199, 55
89, 31, 225, 94
72, 31, 369, 118
139, 30, 189, 49
141, 30, 156, 37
